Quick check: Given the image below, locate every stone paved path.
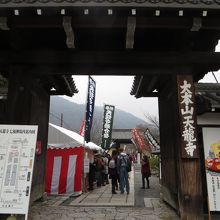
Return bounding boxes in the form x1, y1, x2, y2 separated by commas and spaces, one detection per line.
26, 165, 180, 220
28, 204, 180, 220
4, 164, 219, 219
69, 169, 134, 207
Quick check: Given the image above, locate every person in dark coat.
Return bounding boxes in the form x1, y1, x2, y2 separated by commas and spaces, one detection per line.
94, 155, 104, 187
141, 155, 151, 189
88, 161, 96, 190
108, 154, 118, 194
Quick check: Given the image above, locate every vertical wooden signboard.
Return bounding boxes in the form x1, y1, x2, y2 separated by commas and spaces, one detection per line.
177, 75, 199, 158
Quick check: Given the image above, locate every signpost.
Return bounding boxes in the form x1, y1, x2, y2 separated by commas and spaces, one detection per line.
0, 125, 38, 220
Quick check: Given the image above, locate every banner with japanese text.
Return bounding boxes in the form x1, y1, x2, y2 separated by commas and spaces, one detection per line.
177, 75, 198, 158
84, 76, 96, 143
132, 128, 145, 151
0, 125, 38, 216
202, 127, 220, 211
144, 128, 160, 153
101, 104, 115, 149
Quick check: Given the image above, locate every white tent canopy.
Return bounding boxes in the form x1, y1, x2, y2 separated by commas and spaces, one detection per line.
48, 123, 102, 151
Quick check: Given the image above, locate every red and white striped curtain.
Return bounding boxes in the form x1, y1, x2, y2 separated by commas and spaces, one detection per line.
45, 147, 84, 195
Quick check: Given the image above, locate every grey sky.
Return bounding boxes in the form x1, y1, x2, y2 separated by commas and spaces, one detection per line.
64, 75, 158, 121
63, 41, 220, 121
63, 72, 219, 121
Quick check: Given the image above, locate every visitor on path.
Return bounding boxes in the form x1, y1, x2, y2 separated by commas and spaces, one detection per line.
108, 153, 118, 194
117, 149, 130, 194
103, 154, 110, 185
88, 161, 96, 190
112, 149, 120, 190
94, 154, 104, 187
141, 155, 151, 189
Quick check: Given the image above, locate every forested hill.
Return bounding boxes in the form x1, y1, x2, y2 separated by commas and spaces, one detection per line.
49, 96, 148, 133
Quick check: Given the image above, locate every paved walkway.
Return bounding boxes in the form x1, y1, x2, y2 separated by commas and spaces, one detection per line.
7, 164, 219, 219
69, 169, 134, 207
26, 165, 180, 220
133, 165, 160, 207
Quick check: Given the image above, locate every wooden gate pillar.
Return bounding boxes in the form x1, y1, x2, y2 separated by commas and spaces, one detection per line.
6, 71, 50, 202
175, 74, 203, 220
158, 81, 179, 210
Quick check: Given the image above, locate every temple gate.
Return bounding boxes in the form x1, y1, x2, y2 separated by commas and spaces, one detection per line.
0, 1, 220, 219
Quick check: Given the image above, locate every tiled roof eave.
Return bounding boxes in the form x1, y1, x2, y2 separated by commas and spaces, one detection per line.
195, 83, 220, 93
1, 1, 220, 9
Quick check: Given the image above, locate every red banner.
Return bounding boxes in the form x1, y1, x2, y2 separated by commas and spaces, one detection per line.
79, 120, 85, 137
132, 128, 145, 150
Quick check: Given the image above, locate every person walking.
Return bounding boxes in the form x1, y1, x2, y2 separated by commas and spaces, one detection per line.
108, 154, 118, 194
141, 155, 151, 189
117, 149, 130, 194
103, 154, 110, 185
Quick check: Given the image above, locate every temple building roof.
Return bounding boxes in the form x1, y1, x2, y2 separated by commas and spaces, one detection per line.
195, 82, 220, 114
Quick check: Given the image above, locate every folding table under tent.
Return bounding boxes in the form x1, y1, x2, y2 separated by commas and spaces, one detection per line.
45, 123, 101, 195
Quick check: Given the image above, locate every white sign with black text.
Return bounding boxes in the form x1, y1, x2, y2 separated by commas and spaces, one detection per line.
84, 158, 90, 174
0, 125, 38, 217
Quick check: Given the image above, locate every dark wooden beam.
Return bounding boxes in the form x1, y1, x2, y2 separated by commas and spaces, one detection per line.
0, 65, 196, 76
1, 50, 219, 65
145, 76, 158, 93
126, 16, 136, 49
0, 51, 219, 75
134, 75, 143, 97
190, 17, 202, 32
6, 16, 220, 31
0, 17, 9, 30
63, 16, 75, 49
135, 92, 159, 98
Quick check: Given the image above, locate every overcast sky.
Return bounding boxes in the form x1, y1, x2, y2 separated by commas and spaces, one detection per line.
63, 42, 220, 121
63, 72, 219, 122
64, 75, 158, 121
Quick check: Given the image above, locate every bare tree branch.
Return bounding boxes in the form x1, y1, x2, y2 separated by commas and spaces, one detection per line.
144, 113, 159, 129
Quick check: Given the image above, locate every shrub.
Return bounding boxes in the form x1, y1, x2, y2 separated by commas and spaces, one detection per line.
149, 154, 160, 171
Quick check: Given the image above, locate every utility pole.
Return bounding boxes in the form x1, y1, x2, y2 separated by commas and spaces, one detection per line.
61, 113, 63, 127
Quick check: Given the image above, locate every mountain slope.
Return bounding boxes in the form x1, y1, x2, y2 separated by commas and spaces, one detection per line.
50, 96, 148, 131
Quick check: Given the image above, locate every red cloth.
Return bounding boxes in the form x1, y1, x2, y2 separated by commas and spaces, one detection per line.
45, 147, 83, 195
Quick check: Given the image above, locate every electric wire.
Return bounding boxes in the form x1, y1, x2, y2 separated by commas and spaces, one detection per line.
49, 112, 75, 131
211, 71, 219, 83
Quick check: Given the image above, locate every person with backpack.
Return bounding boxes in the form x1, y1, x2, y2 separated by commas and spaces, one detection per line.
117, 149, 130, 194
108, 153, 118, 194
